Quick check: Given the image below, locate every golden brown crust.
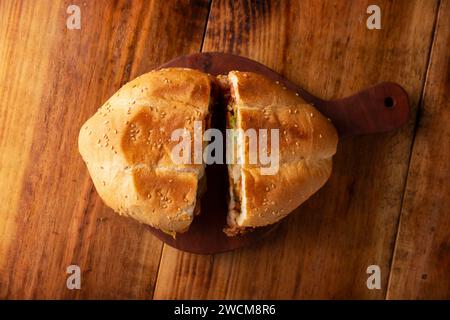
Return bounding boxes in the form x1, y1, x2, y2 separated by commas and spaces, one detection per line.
239, 159, 332, 227
237, 105, 337, 165
226, 71, 338, 230
78, 68, 213, 233
228, 71, 302, 109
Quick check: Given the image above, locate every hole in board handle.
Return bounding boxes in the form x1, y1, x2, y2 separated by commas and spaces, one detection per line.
384, 96, 395, 108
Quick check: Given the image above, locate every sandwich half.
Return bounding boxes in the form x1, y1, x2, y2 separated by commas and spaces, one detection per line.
78, 68, 214, 235
222, 71, 338, 235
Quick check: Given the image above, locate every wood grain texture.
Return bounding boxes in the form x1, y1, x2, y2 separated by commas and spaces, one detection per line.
1, 0, 448, 300
387, 0, 450, 299
154, 0, 439, 299
0, 0, 210, 299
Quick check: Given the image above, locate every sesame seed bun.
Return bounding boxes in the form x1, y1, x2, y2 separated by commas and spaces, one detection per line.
224, 71, 338, 235
78, 68, 213, 234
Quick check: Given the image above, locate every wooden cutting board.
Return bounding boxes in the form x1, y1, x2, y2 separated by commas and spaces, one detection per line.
147, 52, 410, 254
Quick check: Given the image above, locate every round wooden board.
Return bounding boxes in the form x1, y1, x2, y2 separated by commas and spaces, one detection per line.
145, 52, 410, 254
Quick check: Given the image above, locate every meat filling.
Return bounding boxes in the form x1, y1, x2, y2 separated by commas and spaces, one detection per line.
216, 75, 249, 236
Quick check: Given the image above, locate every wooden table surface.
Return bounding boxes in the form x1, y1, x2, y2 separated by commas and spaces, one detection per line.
0, 0, 449, 299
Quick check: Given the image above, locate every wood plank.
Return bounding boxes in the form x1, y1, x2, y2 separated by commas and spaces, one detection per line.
0, 0, 210, 299
387, 0, 450, 299
154, 0, 439, 299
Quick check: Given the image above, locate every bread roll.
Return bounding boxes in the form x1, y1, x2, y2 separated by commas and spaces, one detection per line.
78, 68, 214, 234
223, 71, 338, 235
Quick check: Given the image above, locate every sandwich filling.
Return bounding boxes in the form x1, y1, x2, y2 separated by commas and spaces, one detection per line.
217, 75, 248, 236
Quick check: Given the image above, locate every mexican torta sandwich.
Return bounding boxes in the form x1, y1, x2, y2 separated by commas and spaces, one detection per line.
219, 71, 338, 235
78, 68, 338, 236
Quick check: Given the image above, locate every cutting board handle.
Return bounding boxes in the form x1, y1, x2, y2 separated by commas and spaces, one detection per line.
301, 82, 410, 137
